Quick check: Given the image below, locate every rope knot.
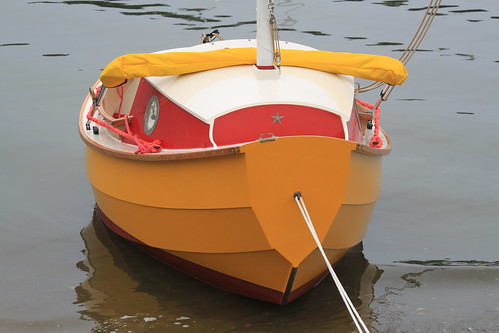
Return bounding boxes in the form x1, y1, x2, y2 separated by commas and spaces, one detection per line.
369, 136, 383, 148
133, 136, 163, 154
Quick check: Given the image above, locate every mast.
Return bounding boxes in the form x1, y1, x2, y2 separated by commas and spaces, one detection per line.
256, 0, 274, 68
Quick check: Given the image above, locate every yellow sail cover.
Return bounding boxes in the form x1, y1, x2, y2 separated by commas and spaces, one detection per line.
100, 47, 407, 88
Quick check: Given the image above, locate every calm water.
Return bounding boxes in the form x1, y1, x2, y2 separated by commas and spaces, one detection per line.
1, 0, 499, 332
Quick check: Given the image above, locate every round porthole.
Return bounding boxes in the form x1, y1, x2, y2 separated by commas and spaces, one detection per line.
144, 95, 160, 136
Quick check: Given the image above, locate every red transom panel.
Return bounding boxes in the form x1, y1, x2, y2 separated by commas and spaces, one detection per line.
213, 104, 345, 146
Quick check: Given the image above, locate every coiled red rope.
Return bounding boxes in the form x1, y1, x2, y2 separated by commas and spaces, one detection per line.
356, 99, 383, 148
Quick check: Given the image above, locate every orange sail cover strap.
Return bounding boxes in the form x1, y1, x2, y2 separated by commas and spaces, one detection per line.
100, 47, 408, 88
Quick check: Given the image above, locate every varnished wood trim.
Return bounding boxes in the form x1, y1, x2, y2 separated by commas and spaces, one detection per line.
355, 128, 392, 156
80, 131, 242, 161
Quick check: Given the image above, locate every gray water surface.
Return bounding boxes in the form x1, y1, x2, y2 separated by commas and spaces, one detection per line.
1, 0, 498, 332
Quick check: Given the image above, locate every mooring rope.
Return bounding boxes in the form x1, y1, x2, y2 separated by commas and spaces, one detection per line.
294, 192, 370, 333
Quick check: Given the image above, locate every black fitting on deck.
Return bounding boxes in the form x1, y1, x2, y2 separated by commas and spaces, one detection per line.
367, 120, 373, 130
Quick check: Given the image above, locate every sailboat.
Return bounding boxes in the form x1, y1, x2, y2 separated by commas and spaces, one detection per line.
79, 0, 408, 305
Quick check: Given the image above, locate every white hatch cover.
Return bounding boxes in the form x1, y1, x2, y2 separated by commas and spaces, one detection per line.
146, 40, 355, 124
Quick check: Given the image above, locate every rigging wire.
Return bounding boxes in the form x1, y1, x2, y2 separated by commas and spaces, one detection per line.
356, 0, 441, 94
269, 0, 282, 70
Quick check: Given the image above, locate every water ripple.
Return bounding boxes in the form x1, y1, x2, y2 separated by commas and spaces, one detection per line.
0, 43, 30, 47
374, 0, 409, 8
450, 9, 488, 14
28, 0, 169, 10
43, 53, 70, 57
120, 10, 220, 23
395, 259, 499, 267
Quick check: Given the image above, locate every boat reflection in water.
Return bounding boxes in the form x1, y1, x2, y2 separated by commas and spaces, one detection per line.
74, 207, 382, 332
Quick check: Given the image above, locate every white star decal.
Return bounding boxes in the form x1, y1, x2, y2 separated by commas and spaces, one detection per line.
272, 112, 284, 124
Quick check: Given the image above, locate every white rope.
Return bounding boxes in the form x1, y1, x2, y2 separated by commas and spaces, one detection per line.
294, 192, 370, 333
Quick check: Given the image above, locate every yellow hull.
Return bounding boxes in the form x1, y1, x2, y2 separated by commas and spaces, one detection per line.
85, 135, 384, 304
